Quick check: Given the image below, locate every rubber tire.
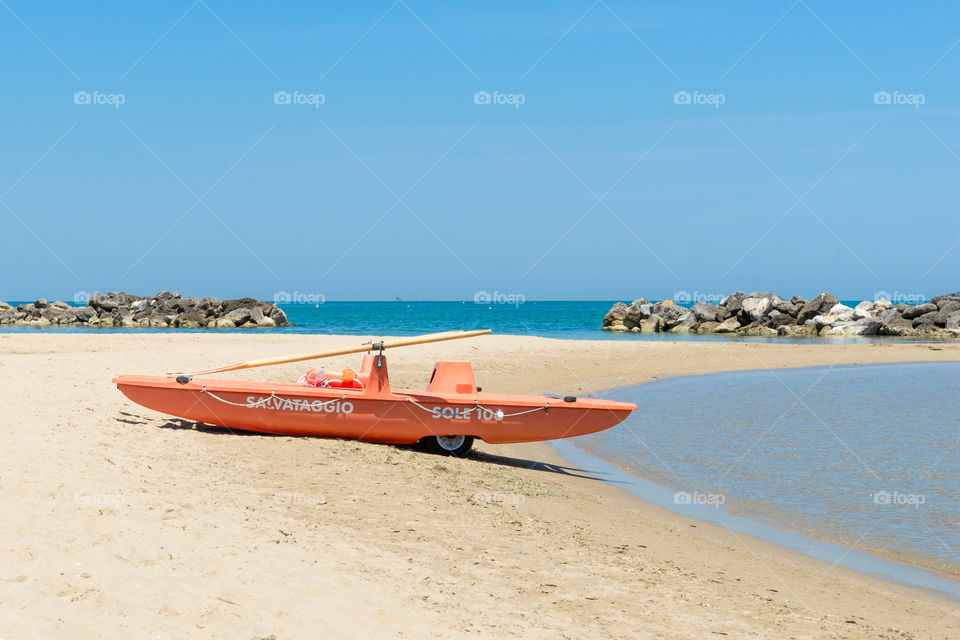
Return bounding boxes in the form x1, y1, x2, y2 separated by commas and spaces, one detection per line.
422, 435, 475, 457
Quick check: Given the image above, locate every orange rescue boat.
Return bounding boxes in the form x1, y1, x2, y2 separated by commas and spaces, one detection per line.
113, 330, 637, 456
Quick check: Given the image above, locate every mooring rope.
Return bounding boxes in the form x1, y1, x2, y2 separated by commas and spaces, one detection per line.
200, 388, 346, 408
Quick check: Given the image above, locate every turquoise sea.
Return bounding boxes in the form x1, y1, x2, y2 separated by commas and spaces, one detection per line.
0, 299, 891, 340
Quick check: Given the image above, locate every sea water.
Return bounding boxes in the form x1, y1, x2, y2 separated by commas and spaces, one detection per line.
0, 300, 919, 342
574, 362, 960, 581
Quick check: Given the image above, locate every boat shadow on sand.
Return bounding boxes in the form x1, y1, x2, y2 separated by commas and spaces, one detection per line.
118, 411, 617, 481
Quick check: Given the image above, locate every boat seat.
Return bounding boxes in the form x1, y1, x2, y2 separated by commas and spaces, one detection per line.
426, 361, 477, 394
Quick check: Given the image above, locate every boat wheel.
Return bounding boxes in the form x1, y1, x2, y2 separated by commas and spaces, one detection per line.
422, 435, 475, 457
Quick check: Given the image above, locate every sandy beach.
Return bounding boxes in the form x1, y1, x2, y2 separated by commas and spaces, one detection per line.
2, 332, 959, 639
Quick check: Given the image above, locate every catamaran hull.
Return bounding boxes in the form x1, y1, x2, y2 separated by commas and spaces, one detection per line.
113, 375, 636, 445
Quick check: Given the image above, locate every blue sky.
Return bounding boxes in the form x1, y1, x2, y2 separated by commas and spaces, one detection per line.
1, 1, 958, 302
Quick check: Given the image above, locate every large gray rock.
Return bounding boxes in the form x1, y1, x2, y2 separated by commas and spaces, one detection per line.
640, 314, 662, 333
690, 301, 721, 323
880, 317, 917, 336
912, 311, 940, 327
741, 296, 772, 321
902, 302, 937, 320
602, 302, 627, 328
797, 292, 839, 324
720, 291, 746, 315
853, 300, 875, 319
947, 311, 960, 330
768, 310, 796, 327
224, 308, 252, 326
934, 300, 960, 325
827, 303, 855, 322
714, 317, 741, 333
772, 298, 799, 317
828, 318, 882, 336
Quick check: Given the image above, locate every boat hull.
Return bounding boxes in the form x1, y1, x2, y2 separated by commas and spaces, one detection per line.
113, 375, 636, 445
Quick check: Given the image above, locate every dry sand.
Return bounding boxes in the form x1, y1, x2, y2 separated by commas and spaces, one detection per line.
1, 333, 959, 639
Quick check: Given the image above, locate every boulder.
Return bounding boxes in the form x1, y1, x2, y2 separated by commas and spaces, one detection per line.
269, 306, 288, 326
222, 298, 260, 314
880, 317, 917, 336
934, 300, 960, 325
947, 311, 960, 330
873, 298, 893, 311
34, 299, 49, 309
695, 321, 720, 334
602, 302, 627, 328
714, 317, 741, 333
827, 304, 855, 322
131, 299, 149, 313
768, 310, 795, 327
721, 291, 746, 316
772, 298, 799, 317
640, 314, 662, 333
224, 308, 252, 326
777, 324, 817, 337
690, 301, 721, 323
741, 296, 772, 321
853, 300, 875, 319
931, 294, 960, 307
912, 311, 940, 327
797, 292, 839, 324
902, 302, 937, 320
214, 317, 237, 329
828, 319, 882, 336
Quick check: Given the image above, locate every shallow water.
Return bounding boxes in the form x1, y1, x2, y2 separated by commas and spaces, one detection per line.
575, 362, 960, 577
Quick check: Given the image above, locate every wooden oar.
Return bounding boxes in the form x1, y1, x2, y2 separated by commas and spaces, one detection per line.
169, 329, 492, 377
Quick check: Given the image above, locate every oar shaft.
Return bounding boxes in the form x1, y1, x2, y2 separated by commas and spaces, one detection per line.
172, 329, 491, 376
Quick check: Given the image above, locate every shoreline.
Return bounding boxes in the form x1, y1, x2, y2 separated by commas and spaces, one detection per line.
554, 438, 960, 600
560, 361, 960, 587
3, 333, 960, 638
